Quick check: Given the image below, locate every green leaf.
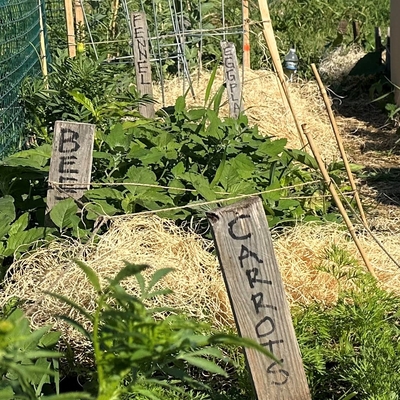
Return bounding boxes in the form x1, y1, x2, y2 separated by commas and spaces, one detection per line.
205, 63, 218, 106
75, 260, 101, 293
171, 162, 185, 178
49, 198, 79, 230
133, 388, 162, 400
210, 152, 226, 188
257, 138, 287, 157
190, 174, 216, 201
44, 392, 93, 399
110, 262, 148, 286
0, 385, 14, 400
175, 96, 186, 113
122, 120, 151, 130
8, 213, 29, 236
44, 292, 93, 323
124, 166, 158, 196
177, 355, 228, 377
85, 201, 118, 220
0, 196, 15, 238
212, 85, 225, 113
68, 90, 97, 118
105, 123, 130, 151
231, 154, 255, 179
147, 268, 174, 292
5, 227, 46, 256
39, 331, 61, 348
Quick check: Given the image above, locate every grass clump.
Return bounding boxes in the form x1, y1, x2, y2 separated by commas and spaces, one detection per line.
294, 266, 400, 399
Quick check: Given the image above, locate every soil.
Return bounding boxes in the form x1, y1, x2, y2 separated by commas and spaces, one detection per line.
333, 89, 400, 230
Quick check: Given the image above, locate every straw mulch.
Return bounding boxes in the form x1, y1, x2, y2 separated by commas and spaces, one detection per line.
2, 215, 400, 359
0, 215, 232, 359
273, 221, 400, 306
153, 67, 339, 162
319, 45, 366, 84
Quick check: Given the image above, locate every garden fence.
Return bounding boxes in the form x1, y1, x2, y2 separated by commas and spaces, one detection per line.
0, 0, 49, 159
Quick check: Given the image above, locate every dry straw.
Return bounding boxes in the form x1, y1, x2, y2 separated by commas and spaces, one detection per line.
153, 67, 339, 162
0, 215, 233, 358
2, 214, 400, 360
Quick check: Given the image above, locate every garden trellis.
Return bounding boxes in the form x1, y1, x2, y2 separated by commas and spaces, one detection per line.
68, 0, 249, 104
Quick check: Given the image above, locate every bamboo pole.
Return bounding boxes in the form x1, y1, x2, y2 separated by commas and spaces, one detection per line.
64, 0, 76, 57
302, 124, 376, 278
242, 0, 250, 69
257, 0, 305, 147
74, 0, 84, 28
110, 0, 120, 39
38, 0, 48, 77
311, 63, 368, 227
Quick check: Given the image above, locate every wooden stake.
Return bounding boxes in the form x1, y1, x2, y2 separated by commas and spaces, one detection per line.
311, 63, 368, 227
74, 0, 85, 40
243, 0, 251, 69
110, 0, 120, 39
64, 0, 76, 57
221, 41, 243, 118
257, 0, 306, 147
207, 197, 311, 399
131, 12, 155, 118
47, 121, 95, 213
302, 124, 376, 278
38, 0, 48, 77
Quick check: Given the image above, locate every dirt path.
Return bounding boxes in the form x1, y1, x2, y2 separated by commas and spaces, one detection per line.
334, 94, 400, 228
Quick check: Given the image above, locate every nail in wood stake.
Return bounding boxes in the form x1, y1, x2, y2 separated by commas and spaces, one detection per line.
311, 64, 368, 227
302, 124, 376, 278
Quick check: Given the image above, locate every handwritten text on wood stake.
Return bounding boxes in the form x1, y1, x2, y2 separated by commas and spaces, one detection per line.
47, 121, 95, 212
207, 197, 311, 399
221, 41, 243, 118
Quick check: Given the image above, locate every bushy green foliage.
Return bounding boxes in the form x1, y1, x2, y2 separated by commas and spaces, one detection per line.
0, 308, 88, 399
267, 0, 389, 73
21, 50, 145, 143
294, 263, 400, 399
47, 261, 272, 399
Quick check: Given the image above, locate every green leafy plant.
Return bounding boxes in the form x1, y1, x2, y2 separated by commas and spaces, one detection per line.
0, 308, 88, 399
47, 261, 274, 400
293, 267, 400, 399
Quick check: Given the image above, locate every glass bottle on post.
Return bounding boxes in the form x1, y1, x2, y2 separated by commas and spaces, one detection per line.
284, 46, 298, 82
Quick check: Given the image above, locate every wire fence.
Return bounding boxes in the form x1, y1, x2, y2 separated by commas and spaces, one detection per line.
0, 0, 49, 159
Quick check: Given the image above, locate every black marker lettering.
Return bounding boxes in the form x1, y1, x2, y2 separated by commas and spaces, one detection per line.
267, 361, 289, 385
255, 316, 275, 338
251, 292, 277, 314
228, 215, 251, 240
59, 129, 80, 152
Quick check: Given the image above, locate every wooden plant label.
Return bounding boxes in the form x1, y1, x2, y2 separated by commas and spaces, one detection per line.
221, 40, 243, 118
47, 121, 95, 211
131, 12, 155, 118
207, 197, 311, 400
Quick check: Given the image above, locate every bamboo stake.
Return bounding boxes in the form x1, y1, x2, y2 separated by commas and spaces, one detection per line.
64, 0, 76, 57
38, 0, 48, 77
74, 0, 84, 28
302, 124, 376, 278
311, 63, 368, 227
110, 0, 120, 39
242, 0, 250, 69
257, 0, 306, 147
